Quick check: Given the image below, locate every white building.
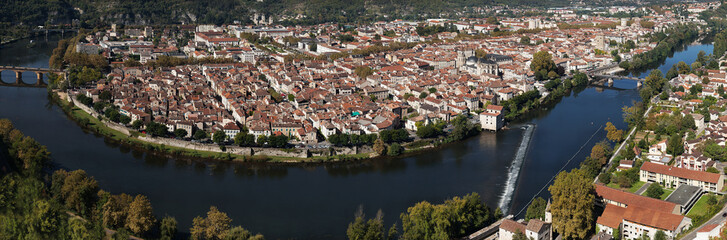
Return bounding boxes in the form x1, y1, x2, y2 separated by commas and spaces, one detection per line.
480, 105, 504, 131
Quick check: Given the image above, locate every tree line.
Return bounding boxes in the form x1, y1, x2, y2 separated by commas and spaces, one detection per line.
346, 192, 500, 240
0, 118, 264, 240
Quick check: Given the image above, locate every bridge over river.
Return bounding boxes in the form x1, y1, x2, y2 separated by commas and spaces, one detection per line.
0, 66, 65, 87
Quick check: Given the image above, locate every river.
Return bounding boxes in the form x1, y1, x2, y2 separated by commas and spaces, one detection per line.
0, 34, 713, 239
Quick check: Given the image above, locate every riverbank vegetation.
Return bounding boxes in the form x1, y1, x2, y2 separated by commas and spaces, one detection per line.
346, 192, 500, 240
0, 118, 264, 240
618, 24, 699, 73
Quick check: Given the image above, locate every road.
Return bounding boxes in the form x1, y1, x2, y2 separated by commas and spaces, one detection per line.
593, 104, 654, 184
679, 205, 727, 240
634, 182, 652, 195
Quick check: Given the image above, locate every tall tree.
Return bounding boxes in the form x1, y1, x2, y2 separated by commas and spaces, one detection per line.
530, 51, 557, 80
525, 197, 547, 220
548, 169, 595, 240
102, 193, 133, 229
160, 216, 178, 240
191, 206, 232, 240
125, 194, 155, 235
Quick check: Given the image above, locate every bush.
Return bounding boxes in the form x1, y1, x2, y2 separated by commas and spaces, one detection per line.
645, 183, 664, 199
387, 143, 403, 156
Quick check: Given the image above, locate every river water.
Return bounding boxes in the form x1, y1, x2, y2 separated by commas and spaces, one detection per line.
0, 34, 712, 239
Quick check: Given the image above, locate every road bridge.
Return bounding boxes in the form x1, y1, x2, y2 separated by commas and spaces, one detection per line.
0, 66, 65, 87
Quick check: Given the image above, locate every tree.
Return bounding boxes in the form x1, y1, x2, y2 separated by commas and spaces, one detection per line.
519, 36, 531, 45
605, 122, 624, 142
590, 143, 608, 165
125, 194, 155, 235
548, 169, 594, 240
160, 216, 178, 240
400, 193, 491, 239
644, 183, 664, 199
131, 120, 143, 130
234, 132, 256, 147
654, 230, 666, 240
191, 206, 232, 240
347, 208, 384, 240
513, 230, 528, 240
706, 167, 719, 174
309, 42, 317, 52
373, 139, 386, 156
213, 130, 227, 144
174, 129, 188, 139
486, 17, 498, 24
676, 61, 691, 74
145, 122, 169, 137
645, 69, 666, 93
667, 134, 684, 156
53, 170, 99, 218
355, 66, 374, 79
102, 193, 133, 229
530, 51, 557, 80
525, 197, 547, 221
387, 224, 399, 240
194, 130, 208, 140
387, 143, 403, 156
475, 49, 487, 58
224, 226, 264, 240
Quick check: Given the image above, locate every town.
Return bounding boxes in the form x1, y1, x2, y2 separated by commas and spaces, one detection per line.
3, 0, 727, 240
59, 2, 716, 156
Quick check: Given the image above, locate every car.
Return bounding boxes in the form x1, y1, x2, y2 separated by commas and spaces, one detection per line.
722, 212, 726, 218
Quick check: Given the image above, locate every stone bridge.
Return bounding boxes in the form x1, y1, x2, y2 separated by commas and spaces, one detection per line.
0, 66, 65, 87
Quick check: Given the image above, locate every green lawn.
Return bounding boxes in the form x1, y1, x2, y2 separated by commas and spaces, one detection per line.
605, 181, 645, 193
629, 181, 646, 193
659, 188, 674, 200
640, 187, 673, 200
687, 194, 714, 218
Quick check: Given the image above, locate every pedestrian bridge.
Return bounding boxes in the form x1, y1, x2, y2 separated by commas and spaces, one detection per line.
0, 66, 65, 87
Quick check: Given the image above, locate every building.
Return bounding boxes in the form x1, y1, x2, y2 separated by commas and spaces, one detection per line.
594, 185, 692, 240
480, 105, 504, 131
498, 219, 552, 240
640, 162, 724, 192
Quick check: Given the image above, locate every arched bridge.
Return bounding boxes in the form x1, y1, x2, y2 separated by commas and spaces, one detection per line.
0, 66, 65, 87
585, 63, 645, 84
590, 74, 645, 82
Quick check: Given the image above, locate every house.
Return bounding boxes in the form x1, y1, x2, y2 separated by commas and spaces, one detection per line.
640, 162, 724, 192
480, 105, 504, 131
498, 219, 552, 240
675, 153, 715, 171
223, 122, 240, 139
694, 223, 724, 240
647, 139, 672, 165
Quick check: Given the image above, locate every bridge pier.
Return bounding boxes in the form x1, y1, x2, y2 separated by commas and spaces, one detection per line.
36, 72, 44, 85
15, 71, 22, 84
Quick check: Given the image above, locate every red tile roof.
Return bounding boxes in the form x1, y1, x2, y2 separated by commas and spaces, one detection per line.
500, 219, 526, 234
597, 204, 627, 229
641, 162, 721, 183
622, 205, 685, 231
594, 185, 677, 213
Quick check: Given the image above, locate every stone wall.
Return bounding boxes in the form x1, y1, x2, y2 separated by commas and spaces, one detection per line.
251, 147, 308, 158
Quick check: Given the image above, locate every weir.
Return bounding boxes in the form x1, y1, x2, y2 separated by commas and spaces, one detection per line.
498, 124, 536, 213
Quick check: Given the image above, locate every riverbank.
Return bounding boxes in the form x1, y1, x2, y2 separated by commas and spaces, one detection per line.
52, 90, 481, 164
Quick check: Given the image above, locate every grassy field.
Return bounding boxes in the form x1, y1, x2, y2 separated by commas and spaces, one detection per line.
640, 187, 674, 200
687, 194, 714, 218
606, 181, 645, 193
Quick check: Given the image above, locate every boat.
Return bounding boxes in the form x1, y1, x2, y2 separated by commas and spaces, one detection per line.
26, 40, 36, 48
